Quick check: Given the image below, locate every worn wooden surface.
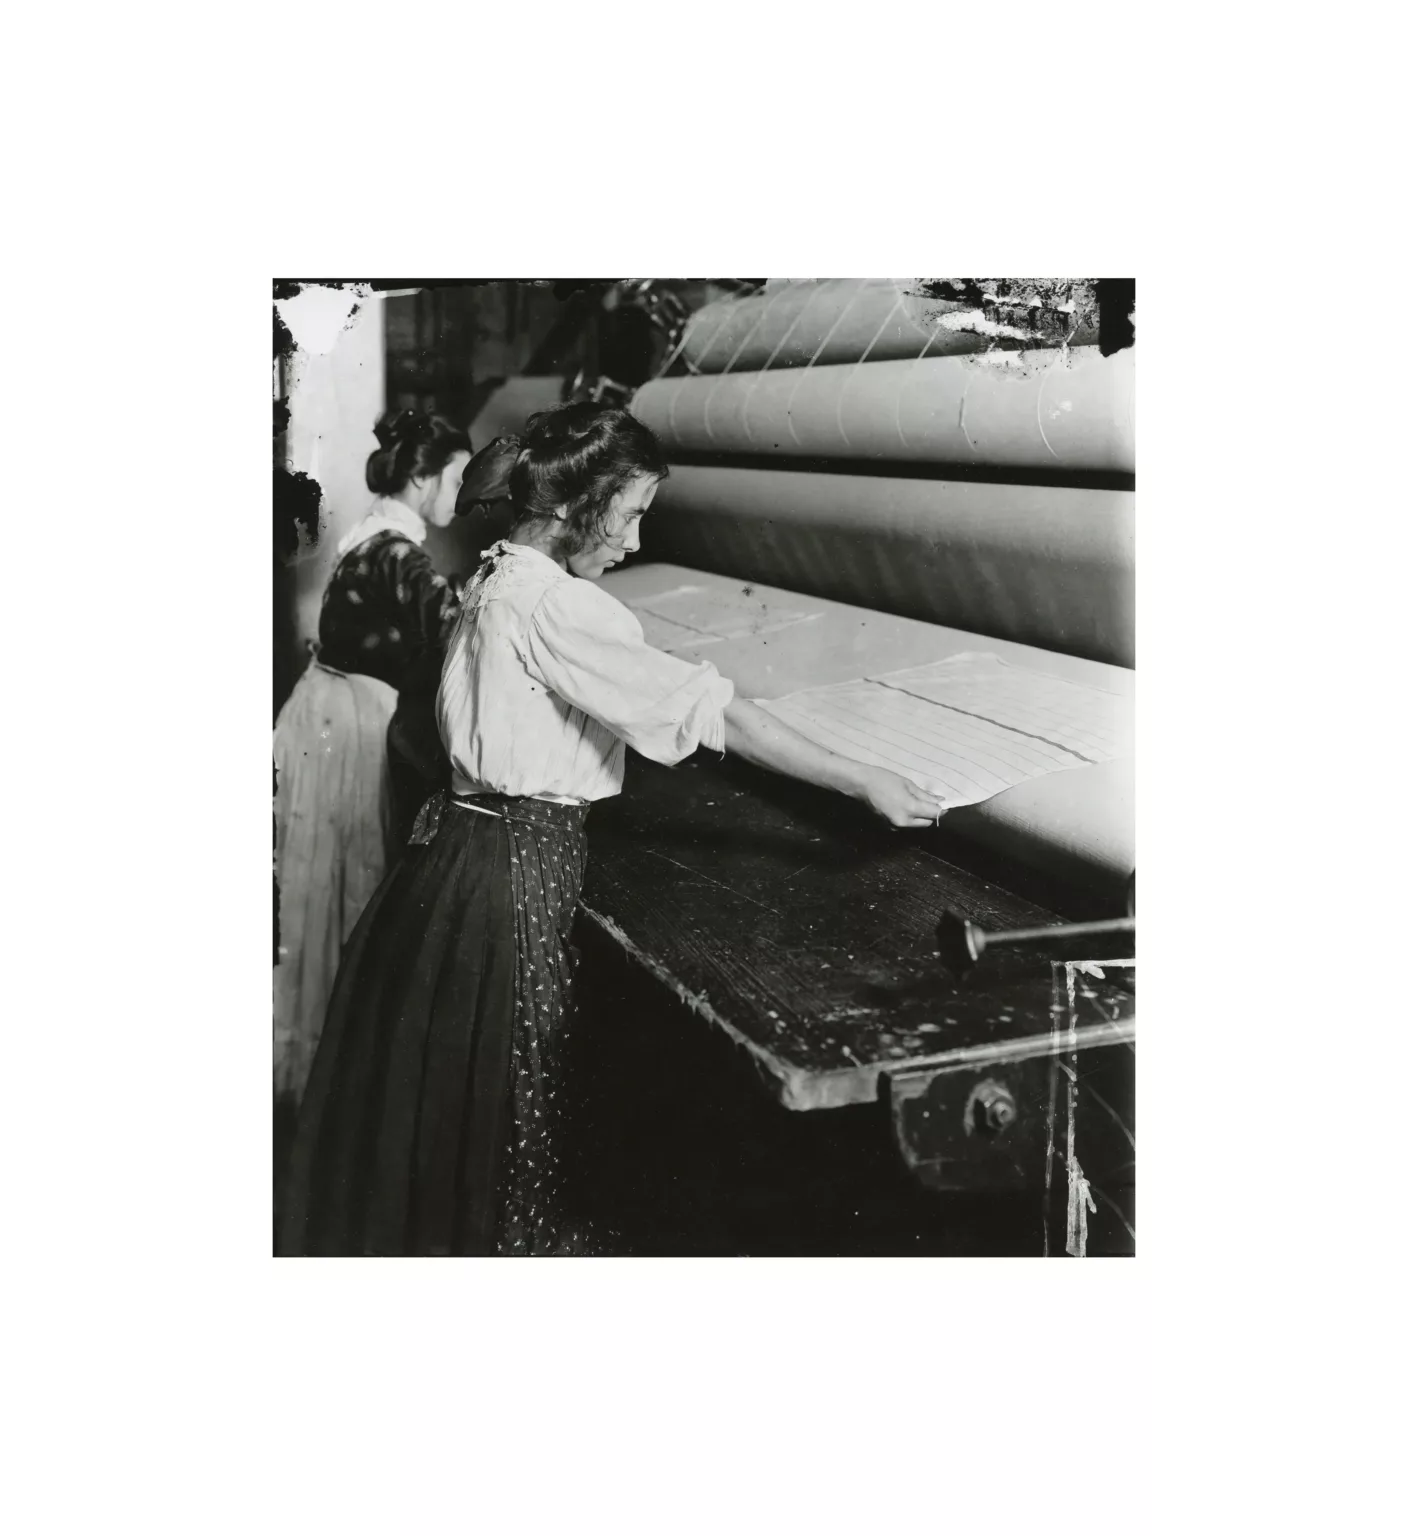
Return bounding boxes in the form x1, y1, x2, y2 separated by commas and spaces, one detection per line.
581, 751, 1135, 1112
565, 922, 1090, 1255
886, 982, 1135, 1239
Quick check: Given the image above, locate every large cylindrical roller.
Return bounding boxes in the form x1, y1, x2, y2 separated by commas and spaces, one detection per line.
647, 465, 1134, 667
635, 346, 1133, 473
677, 280, 1096, 374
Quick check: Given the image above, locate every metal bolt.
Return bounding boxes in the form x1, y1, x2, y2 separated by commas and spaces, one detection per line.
972, 1079, 1017, 1133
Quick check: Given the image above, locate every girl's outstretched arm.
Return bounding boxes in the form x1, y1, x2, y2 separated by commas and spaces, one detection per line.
722, 697, 945, 829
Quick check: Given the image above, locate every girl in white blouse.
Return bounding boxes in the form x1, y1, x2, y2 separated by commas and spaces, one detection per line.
279, 404, 944, 1257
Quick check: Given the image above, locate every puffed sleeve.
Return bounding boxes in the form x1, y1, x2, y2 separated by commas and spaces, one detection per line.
381, 539, 462, 649
524, 579, 734, 763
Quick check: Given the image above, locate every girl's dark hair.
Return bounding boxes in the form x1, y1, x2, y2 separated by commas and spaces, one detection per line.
365, 409, 472, 496
460, 403, 668, 557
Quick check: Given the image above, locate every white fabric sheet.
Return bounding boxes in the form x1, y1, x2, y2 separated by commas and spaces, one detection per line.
757, 652, 1131, 809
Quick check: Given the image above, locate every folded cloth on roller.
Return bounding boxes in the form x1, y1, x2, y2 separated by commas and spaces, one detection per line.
634, 346, 1134, 474
646, 463, 1135, 669
679, 279, 1098, 373
626, 581, 823, 652
757, 653, 1132, 811
600, 562, 1134, 900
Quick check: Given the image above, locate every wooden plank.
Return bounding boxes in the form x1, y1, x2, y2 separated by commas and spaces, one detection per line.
884, 1027, 1135, 1199
581, 751, 1135, 1112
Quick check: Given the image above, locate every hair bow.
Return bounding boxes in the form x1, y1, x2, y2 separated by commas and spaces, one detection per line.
455, 434, 522, 511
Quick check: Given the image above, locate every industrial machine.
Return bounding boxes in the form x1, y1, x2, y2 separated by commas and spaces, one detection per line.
474, 279, 1136, 1256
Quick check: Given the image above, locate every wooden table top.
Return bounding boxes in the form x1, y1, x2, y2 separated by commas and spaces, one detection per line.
581, 750, 1134, 1113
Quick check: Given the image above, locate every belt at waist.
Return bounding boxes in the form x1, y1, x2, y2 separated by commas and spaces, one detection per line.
450, 771, 585, 809
410, 789, 590, 843
454, 792, 590, 828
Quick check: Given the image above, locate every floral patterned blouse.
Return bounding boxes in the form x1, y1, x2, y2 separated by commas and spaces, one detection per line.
316, 531, 461, 689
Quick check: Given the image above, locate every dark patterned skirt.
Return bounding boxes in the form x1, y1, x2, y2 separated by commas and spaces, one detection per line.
385, 649, 452, 850
277, 790, 601, 1256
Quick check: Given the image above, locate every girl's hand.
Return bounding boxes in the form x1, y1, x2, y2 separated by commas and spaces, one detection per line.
858, 767, 946, 828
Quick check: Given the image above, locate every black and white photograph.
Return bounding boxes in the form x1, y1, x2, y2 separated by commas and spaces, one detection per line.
272, 278, 1137, 1258
10, 10, 1401, 1528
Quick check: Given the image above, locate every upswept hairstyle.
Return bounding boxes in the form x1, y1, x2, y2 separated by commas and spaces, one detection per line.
365, 409, 473, 497
459, 403, 669, 557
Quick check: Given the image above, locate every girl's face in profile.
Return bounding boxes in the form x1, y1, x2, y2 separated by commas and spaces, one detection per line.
568, 474, 659, 580
418, 451, 471, 529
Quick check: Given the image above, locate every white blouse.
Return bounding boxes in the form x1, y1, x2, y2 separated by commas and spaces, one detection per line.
437, 541, 734, 804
